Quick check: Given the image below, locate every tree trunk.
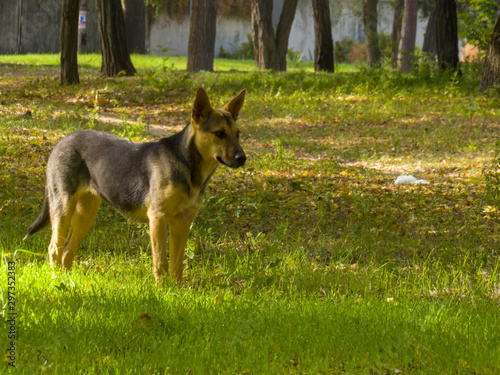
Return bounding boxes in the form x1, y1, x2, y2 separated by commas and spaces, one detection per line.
436, 0, 459, 71
60, 0, 80, 85
95, 0, 136, 77
480, 14, 500, 92
391, 0, 404, 69
187, 0, 217, 72
422, 11, 437, 60
124, 0, 146, 54
397, 0, 417, 73
275, 0, 298, 71
251, 0, 275, 69
312, 0, 334, 72
362, 0, 381, 68
251, 0, 298, 71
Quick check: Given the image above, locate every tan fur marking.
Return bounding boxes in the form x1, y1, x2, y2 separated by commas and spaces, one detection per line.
168, 211, 197, 282
48, 217, 71, 268
146, 183, 204, 283
62, 192, 101, 269
149, 212, 169, 283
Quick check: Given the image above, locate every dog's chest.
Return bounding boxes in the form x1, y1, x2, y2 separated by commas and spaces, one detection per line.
143, 184, 204, 220
181, 185, 205, 211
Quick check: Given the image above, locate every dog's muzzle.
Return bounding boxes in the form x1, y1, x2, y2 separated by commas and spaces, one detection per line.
234, 152, 246, 167
218, 152, 246, 168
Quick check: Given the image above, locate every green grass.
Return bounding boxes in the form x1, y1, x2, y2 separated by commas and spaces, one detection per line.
1, 55, 500, 373
0, 53, 358, 73
11, 255, 500, 373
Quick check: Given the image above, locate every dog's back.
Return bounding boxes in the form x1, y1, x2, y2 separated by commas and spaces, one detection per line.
52, 130, 154, 214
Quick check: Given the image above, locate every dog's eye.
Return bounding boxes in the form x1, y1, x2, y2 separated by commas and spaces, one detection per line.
213, 131, 227, 139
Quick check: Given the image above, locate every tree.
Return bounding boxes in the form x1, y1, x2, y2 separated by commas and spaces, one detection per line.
390, 0, 404, 69
397, 0, 417, 73
95, 0, 136, 77
457, 0, 498, 55
187, 0, 217, 72
435, 0, 459, 71
312, 0, 334, 72
480, 14, 500, 92
124, 0, 146, 54
419, 0, 436, 59
422, 10, 437, 59
60, 0, 80, 85
251, 0, 298, 71
362, 0, 381, 68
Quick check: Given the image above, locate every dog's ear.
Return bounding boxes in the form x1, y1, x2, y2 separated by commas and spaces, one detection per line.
192, 88, 213, 122
223, 89, 246, 121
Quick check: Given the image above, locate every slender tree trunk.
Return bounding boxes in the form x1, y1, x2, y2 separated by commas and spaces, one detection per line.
312, 0, 334, 72
187, 0, 217, 72
422, 11, 437, 60
252, 0, 275, 69
391, 0, 404, 69
363, 0, 381, 68
435, 0, 459, 71
251, 0, 298, 71
60, 0, 80, 85
95, 0, 136, 77
275, 0, 299, 71
480, 14, 500, 91
397, 0, 417, 73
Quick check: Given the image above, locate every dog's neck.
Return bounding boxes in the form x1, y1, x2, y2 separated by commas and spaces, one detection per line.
183, 123, 219, 190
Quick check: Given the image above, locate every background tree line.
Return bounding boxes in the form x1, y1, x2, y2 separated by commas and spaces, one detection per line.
60, 0, 500, 92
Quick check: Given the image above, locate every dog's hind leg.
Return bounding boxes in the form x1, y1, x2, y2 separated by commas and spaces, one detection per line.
62, 192, 101, 269
48, 203, 74, 268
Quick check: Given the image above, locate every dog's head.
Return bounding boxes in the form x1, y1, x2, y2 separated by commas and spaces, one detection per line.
191, 88, 246, 168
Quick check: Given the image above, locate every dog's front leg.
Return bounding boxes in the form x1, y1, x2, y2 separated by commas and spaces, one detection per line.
168, 211, 196, 282
148, 213, 169, 284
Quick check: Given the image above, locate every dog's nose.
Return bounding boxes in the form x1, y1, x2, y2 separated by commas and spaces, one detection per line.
235, 152, 246, 166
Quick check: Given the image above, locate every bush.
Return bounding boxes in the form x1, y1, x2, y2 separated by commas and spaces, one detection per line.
218, 33, 254, 60
218, 33, 304, 63
287, 47, 304, 63
335, 37, 366, 64
457, 0, 498, 59
378, 32, 393, 61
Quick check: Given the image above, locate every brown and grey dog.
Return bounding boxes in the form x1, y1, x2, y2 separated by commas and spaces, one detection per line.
24, 88, 246, 283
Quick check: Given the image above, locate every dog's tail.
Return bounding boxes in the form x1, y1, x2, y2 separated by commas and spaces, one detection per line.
23, 196, 50, 240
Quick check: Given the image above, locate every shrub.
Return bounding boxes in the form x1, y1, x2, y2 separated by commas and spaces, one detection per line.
335, 37, 366, 64
218, 33, 254, 59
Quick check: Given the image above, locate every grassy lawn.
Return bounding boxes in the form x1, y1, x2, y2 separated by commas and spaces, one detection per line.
1, 54, 500, 373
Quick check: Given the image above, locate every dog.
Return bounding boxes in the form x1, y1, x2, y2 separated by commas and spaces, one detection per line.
24, 88, 246, 283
